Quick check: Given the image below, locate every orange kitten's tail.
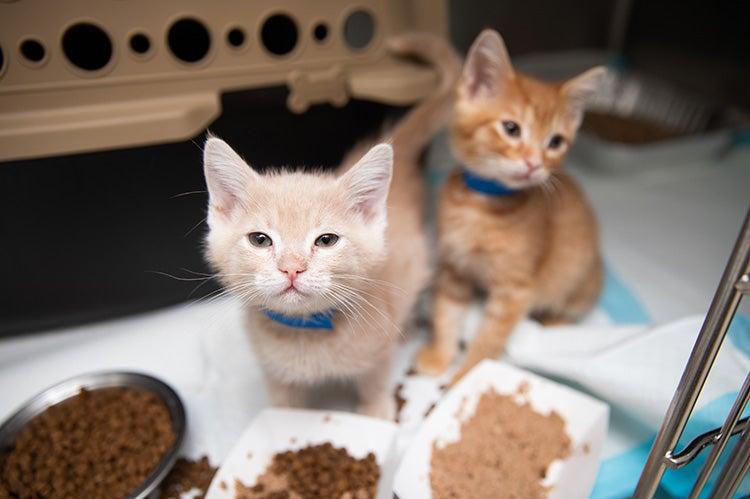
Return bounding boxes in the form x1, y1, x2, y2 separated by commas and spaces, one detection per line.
387, 33, 462, 164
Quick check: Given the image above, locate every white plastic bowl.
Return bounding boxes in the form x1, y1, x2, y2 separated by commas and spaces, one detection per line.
205, 408, 399, 499
394, 360, 609, 499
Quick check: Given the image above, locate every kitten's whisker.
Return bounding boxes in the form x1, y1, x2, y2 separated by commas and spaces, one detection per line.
330, 282, 389, 307
188, 278, 216, 298
179, 268, 217, 277
171, 190, 207, 199
334, 276, 406, 298
328, 287, 378, 336
146, 270, 214, 282
322, 289, 364, 336
184, 217, 207, 237
194, 281, 255, 305
325, 292, 367, 338
331, 284, 404, 340
336, 274, 406, 293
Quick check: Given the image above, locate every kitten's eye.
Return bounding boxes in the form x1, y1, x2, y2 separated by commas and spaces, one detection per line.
501, 120, 521, 138
314, 233, 339, 247
548, 134, 566, 150
248, 232, 272, 248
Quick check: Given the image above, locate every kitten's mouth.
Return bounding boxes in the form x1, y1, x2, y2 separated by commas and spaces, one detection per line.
281, 285, 306, 296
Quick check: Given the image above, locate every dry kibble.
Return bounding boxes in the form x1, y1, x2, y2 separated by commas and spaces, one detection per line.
0, 388, 175, 499
235, 443, 379, 499
159, 456, 217, 499
430, 390, 571, 499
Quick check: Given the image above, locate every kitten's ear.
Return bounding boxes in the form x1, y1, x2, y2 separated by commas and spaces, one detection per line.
561, 66, 607, 127
203, 136, 258, 218
462, 29, 513, 100
340, 144, 393, 222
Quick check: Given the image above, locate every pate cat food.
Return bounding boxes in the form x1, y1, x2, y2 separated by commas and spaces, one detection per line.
429, 390, 571, 499
235, 443, 379, 499
0, 387, 175, 499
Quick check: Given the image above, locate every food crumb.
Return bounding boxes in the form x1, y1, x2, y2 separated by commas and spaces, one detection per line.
423, 402, 437, 418
323, 414, 332, 423
394, 383, 406, 423
583, 443, 590, 454
159, 456, 217, 499
220, 481, 228, 490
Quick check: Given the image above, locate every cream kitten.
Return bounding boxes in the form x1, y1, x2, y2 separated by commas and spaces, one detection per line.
202, 34, 460, 418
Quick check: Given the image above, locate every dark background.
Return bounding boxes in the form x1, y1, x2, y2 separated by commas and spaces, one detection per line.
450, 0, 749, 110
1, 0, 748, 336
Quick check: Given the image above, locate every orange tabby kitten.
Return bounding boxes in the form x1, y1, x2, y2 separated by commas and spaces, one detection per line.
417, 29, 606, 383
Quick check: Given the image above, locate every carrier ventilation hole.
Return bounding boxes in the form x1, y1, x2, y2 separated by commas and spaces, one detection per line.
62, 23, 113, 71
261, 14, 298, 56
227, 27, 246, 48
343, 10, 375, 50
129, 33, 151, 55
20, 38, 46, 63
313, 23, 329, 43
168, 18, 211, 64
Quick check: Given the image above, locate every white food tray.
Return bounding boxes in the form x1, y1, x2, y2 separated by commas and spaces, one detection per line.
394, 360, 610, 499
205, 408, 399, 499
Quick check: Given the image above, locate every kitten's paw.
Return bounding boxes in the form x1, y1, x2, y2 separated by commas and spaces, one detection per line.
357, 397, 396, 421
416, 346, 453, 375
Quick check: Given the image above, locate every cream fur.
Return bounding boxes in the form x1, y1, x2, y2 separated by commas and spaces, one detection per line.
202, 33, 461, 419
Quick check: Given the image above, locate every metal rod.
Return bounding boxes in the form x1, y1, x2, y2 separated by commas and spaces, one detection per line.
667, 417, 750, 468
634, 208, 750, 498
709, 423, 750, 498
737, 273, 750, 295
690, 373, 750, 496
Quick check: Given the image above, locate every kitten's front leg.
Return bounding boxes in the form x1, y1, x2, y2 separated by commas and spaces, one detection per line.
451, 286, 532, 384
417, 264, 473, 375
356, 359, 395, 420
265, 375, 306, 408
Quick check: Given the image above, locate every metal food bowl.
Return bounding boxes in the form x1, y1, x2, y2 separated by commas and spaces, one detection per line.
0, 371, 186, 499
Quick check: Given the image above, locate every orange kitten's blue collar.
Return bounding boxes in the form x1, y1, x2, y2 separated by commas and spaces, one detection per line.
263, 308, 337, 330
462, 170, 518, 197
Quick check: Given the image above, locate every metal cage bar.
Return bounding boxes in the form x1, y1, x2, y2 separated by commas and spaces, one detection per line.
634, 207, 750, 498
710, 423, 750, 497
691, 371, 750, 496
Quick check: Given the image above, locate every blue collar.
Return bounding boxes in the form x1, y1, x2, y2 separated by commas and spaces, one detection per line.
462, 170, 518, 197
263, 308, 337, 330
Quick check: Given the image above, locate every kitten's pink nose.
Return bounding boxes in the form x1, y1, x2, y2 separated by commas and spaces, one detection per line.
525, 160, 540, 172
278, 265, 306, 282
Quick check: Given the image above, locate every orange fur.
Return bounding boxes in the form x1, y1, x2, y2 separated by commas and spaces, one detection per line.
417, 30, 605, 383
